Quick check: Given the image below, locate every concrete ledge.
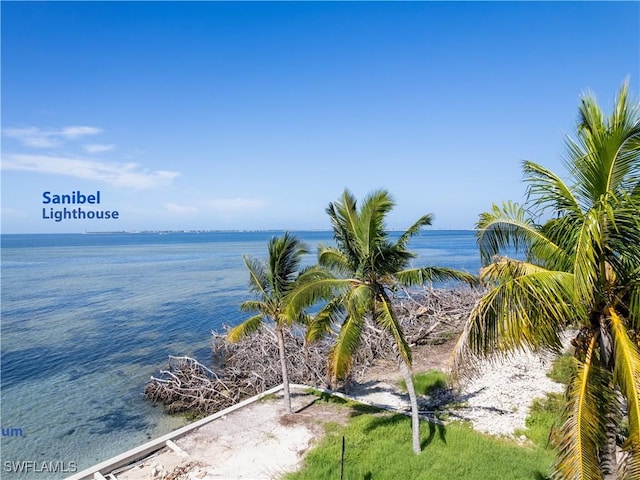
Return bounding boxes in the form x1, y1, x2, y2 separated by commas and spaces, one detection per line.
65, 384, 285, 480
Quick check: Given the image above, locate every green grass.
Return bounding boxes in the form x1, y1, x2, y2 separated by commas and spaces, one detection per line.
546, 353, 577, 385
515, 393, 566, 450
285, 412, 553, 480
398, 370, 448, 396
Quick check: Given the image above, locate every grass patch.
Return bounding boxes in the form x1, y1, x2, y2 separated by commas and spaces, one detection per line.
399, 370, 448, 396
547, 354, 577, 385
258, 392, 278, 403
515, 393, 566, 450
285, 413, 553, 480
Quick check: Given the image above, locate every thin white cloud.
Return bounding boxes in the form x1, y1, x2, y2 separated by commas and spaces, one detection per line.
203, 198, 267, 211
83, 144, 115, 154
2, 126, 102, 148
162, 198, 267, 217
59, 126, 102, 138
2, 153, 180, 189
164, 203, 199, 215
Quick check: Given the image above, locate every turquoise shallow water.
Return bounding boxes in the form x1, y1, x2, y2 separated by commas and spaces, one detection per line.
0, 230, 480, 478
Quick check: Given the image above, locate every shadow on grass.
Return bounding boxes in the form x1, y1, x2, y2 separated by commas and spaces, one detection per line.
424, 419, 447, 448
534, 472, 551, 480
360, 412, 447, 449
295, 390, 382, 416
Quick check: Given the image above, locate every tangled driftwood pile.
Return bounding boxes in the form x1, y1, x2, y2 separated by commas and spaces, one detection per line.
145, 287, 482, 417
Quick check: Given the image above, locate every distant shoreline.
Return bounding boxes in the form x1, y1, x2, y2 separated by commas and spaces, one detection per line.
1, 228, 477, 236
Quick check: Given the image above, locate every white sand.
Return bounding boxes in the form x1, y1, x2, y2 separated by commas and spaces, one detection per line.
116, 393, 321, 480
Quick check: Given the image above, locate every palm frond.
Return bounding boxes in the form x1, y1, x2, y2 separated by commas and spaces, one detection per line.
554, 333, 608, 480
284, 273, 352, 319
396, 213, 433, 249
523, 160, 582, 217
376, 290, 411, 366
345, 283, 374, 320
358, 189, 394, 255
318, 245, 352, 275
569, 80, 640, 207
268, 233, 308, 297
455, 268, 574, 359
479, 256, 546, 284
571, 208, 601, 311
630, 274, 640, 330
243, 255, 270, 298
227, 314, 264, 343
327, 189, 363, 264
395, 266, 478, 287
239, 299, 269, 314
599, 80, 640, 195
608, 308, 640, 451
305, 297, 345, 344
618, 443, 640, 480
476, 201, 567, 266
328, 313, 366, 381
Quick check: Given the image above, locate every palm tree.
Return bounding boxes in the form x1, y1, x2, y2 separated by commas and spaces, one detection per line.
227, 232, 310, 414
452, 80, 640, 479
290, 189, 477, 454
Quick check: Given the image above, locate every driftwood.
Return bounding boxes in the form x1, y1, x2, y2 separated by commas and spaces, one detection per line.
145, 286, 482, 417
145, 329, 332, 416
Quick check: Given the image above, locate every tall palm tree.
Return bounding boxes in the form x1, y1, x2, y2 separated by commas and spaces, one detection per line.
452, 80, 640, 479
227, 232, 310, 414
290, 189, 477, 454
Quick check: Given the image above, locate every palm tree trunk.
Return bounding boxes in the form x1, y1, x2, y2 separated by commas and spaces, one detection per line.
276, 326, 292, 414
400, 361, 421, 454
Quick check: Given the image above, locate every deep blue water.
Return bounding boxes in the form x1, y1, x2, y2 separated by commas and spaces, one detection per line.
0, 230, 480, 478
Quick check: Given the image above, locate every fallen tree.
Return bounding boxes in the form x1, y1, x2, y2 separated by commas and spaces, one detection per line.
145, 286, 482, 417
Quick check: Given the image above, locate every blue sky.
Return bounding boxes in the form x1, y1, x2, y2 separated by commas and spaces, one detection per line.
1, 1, 638, 233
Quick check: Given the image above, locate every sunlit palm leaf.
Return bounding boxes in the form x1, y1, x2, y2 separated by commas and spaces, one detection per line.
532, 216, 578, 272
318, 245, 352, 275
227, 314, 264, 343
329, 313, 366, 380
345, 284, 373, 320
327, 189, 362, 263
285, 275, 352, 318
572, 209, 601, 311
305, 297, 345, 343
396, 213, 433, 250
376, 291, 411, 365
476, 202, 566, 266
358, 189, 394, 254
459, 269, 574, 357
555, 334, 608, 480
618, 443, 640, 480
524, 160, 582, 217
608, 309, 640, 450
479, 256, 546, 284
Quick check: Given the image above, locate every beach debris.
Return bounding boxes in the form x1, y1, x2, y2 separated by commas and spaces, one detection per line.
145, 287, 482, 417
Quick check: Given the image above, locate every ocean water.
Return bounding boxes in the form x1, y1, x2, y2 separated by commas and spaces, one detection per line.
0, 230, 480, 478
